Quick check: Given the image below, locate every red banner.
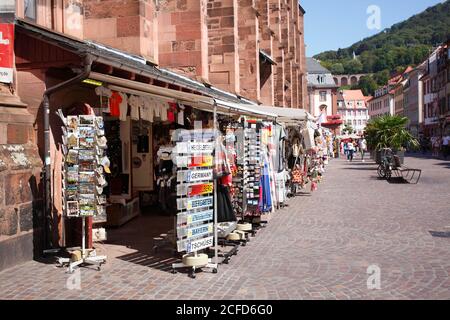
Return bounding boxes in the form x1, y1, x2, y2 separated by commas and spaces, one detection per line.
0, 24, 14, 83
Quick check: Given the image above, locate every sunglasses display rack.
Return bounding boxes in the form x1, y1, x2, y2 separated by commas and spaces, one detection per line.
242, 121, 262, 218
171, 130, 218, 278
58, 111, 108, 273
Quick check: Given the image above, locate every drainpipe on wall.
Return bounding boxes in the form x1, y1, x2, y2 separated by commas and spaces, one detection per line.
43, 54, 93, 250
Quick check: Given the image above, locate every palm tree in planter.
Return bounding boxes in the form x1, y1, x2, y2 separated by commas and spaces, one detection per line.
365, 115, 419, 164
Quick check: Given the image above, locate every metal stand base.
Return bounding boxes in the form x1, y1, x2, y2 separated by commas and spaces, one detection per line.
57, 250, 107, 273
172, 259, 218, 279
217, 240, 239, 264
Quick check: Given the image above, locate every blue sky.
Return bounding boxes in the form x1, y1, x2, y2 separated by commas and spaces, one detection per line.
302, 0, 445, 57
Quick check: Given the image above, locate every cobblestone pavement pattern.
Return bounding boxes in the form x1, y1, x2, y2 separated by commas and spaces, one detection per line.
0, 155, 449, 300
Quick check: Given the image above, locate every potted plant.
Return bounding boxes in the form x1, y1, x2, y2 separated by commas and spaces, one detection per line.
365, 115, 419, 164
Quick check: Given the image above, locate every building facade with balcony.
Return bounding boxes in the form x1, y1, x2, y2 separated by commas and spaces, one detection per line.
337, 90, 370, 135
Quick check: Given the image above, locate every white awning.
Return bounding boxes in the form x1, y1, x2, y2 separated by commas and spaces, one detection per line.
89, 72, 278, 119
224, 104, 314, 122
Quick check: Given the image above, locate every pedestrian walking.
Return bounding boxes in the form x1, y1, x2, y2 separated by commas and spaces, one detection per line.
347, 139, 355, 162
343, 141, 349, 157
359, 138, 367, 162
442, 135, 450, 160
432, 136, 440, 158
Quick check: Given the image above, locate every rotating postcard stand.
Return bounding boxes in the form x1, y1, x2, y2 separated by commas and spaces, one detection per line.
171, 123, 218, 278
58, 113, 107, 273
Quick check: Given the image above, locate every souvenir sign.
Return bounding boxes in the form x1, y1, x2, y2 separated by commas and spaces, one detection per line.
175, 155, 213, 168
177, 182, 213, 197
175, 129, 215, 255
188, 142, 214, 154
186, 236, 214, 254
186, 196, 213, 211
177, 223, 213, 239
177, 209, 214, 226
187, 169, 213, 182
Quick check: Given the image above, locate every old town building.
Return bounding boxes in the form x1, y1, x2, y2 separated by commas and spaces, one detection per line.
337, 89, 370, 135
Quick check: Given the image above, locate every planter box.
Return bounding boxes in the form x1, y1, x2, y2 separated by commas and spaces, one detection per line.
374, 149, 405, 165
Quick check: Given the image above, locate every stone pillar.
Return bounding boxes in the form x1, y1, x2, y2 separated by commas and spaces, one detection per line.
83, 0, 158, 64
237, 0, 259, 101
281, 0, 291, 108
258, 0, 274, 106
0, 5, 44, 271
207, 0, 240, 94
297, 4, 307, 110
158, 0, 207, 79
270, 0, 285, 107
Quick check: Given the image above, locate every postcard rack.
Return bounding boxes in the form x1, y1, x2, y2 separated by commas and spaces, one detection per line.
58, 112, 108, 273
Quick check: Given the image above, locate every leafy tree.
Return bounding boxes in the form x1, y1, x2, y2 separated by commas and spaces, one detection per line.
329, 63, 345, 74
343, 59, 363, 74
353, 76, 378, 96
374, 70, 390, 86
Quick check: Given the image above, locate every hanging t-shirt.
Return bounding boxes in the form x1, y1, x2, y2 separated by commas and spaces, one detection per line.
109, 91, 122, 118
119, 92, 128, 121
141, 97, 154, 122
177, 105, 185, 125
167, 102, 177, 123
128, 95, 142, 121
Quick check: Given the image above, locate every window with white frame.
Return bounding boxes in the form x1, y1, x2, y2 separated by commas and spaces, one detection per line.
319, 91, 327, 102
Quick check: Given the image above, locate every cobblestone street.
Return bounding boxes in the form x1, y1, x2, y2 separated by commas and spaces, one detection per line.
1, 155, 449, 300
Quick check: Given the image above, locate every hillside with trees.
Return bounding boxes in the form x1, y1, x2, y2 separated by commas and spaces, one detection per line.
314, 0, 450, 93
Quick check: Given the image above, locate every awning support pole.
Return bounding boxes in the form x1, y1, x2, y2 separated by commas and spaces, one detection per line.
213, 100, 219, 266
43, 55, 93, 251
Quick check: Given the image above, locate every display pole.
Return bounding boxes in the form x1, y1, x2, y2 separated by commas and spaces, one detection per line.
213, 101, 219, 265
81, 217, 86, 259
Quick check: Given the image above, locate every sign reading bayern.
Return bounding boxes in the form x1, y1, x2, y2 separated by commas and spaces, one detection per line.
0, 24, 14, 83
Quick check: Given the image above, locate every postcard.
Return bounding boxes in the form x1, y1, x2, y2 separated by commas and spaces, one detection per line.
79, 149, 95, 161
67, 201, 79, 216
79, 171, 95, 183
79, 136, 95, 149
66, 150, 78, 164
79, 115, 95, 126
67, 116, 79, 130
67, 131, 79, 149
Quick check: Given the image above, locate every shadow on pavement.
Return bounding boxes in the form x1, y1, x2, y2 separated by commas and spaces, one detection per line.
104, 211, 179, 274
429, 231, 450, 238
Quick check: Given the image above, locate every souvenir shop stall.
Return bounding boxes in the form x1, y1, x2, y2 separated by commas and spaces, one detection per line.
56, 70, 281, 276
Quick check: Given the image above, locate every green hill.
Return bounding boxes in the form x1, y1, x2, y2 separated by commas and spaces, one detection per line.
314, 0, 450, 81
